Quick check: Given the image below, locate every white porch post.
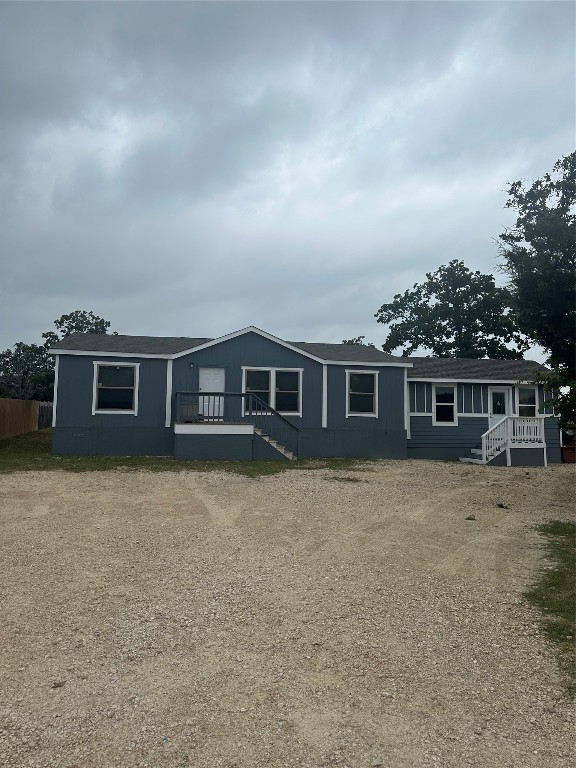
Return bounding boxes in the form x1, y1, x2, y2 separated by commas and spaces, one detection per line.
404, 367, 410, 439
52, 355, 59, 427
165, 359, 173, 427
321, 364, 328, 428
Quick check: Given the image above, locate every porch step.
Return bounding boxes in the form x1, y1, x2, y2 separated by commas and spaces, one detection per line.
459, 457, 486, 464
253, 427, 296, 460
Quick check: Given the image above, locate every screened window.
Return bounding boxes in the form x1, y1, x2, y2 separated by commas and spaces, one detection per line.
518, 387, 537, 417
244, 369, 301, 414
347, 372, 377, 416
434, 385, 456, 424
94, 364, 137, 412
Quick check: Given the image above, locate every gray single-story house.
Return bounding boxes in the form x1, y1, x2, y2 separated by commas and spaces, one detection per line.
49, 326, 561, 466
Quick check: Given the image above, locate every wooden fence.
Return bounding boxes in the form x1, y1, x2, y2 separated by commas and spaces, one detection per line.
0, 398, 41, 440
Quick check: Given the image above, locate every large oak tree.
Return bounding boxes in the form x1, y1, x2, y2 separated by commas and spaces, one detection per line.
374, 259, 529, 358
499, 151, 576, 426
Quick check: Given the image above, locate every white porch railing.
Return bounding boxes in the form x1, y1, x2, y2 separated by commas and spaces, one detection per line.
482, 416, 545, 464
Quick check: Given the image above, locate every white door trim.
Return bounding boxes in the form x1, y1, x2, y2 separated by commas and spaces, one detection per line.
488, 386, 512, 428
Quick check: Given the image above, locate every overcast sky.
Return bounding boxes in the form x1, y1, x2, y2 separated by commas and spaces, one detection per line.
0, 1, 574, 353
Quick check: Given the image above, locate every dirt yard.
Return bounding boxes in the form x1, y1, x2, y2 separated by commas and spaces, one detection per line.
0, 461, 574, 768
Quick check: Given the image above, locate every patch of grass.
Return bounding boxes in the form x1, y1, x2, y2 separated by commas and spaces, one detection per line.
330, 475, 363, 483
525, 520, 576, 695
0, 429, 371, 478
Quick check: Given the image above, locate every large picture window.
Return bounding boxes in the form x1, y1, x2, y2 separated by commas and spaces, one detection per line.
346, 371, 377, 417
243, 368, 302, 415
518, 386, 537, 417
433, 385, 456, 425
93, 363, 139, 414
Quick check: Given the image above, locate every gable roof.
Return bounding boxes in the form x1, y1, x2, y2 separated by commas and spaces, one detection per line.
49, 328, 407, 365
407, 357, 548, 381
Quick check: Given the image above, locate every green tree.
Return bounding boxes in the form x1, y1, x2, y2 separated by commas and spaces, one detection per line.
0, 311, 115, 401
41, 310, 114, 348
499, 151, 576, 426
0, 343, 54, 401
375, 260, 530, 358
341, 336, 376, 348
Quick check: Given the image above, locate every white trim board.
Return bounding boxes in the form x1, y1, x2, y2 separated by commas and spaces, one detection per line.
165, 359, 173, 428
51, 350, 169, 359
345, 369, 379, 418
431, 383, 458, 426
404, 367, 410, 439
52, 355, 59, 427
174, 424, 254, 435
322, 364, 328, 429
408, 377, 538, 384
92, 361, 140, 416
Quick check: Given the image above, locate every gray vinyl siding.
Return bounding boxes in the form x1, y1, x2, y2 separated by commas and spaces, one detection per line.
53, 354, 172, 456
410, 382, 490, 415
55, 354, 168, 428
326, 365, 405, 431
172, 331, 323, 429
409, 382, 554, 417
544, 417, 562, 462
408, 414, 489, 460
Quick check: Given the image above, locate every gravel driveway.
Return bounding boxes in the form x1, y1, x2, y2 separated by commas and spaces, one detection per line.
0, 461, 574, 768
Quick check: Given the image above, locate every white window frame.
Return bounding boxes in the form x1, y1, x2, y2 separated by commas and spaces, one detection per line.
346, 370, 379, 418
432, 383, 458, 426
241, 367, 303, 416
92, 362, 140, 416
516, 385, 539, 417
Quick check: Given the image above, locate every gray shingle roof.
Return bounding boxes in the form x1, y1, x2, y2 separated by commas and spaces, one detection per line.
50, 334, 212, 354
407, 357, 548, 380
50, 333, 547, 379
288, 341, 401, 363
50, 332, 404, 362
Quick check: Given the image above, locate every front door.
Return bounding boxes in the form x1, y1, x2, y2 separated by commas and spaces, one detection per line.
488, 387, 510, 428
198, 367, 226, 420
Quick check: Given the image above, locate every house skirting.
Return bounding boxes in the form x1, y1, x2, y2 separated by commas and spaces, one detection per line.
298, 428, 407, 459
487, 447, 560, 467
52, 427, 174, 456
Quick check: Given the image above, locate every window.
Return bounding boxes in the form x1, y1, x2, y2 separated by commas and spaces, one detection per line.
346, 371, 377, 417
93, 363, 139, 414
275, 371, 299, 413
433, 385, 456, 425
518, 386, 537, 417
245, 369, 270, 406
243, 368, 302, 415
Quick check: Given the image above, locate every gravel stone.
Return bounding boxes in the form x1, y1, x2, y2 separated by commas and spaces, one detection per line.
0, 461, 574, 767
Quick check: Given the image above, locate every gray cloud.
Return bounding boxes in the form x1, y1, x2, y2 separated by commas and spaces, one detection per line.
0, 1, 573, 353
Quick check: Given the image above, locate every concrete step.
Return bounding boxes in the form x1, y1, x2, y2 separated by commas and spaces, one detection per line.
459, 457, 485, 464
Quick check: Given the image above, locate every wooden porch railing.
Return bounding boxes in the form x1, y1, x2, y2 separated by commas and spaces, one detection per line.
174, 391, 300, 457
481, 416, 545, 463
